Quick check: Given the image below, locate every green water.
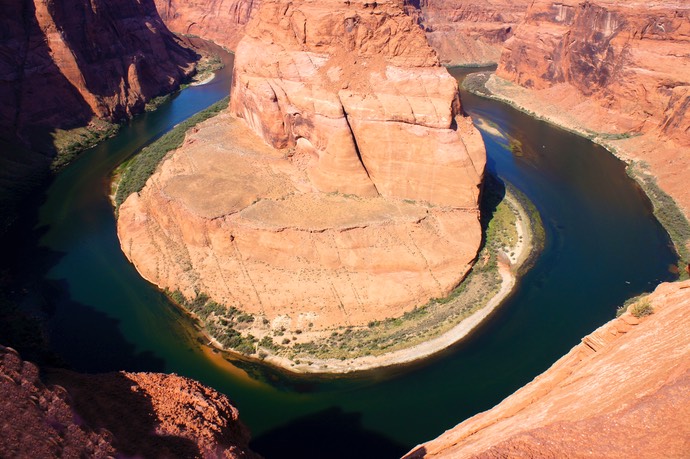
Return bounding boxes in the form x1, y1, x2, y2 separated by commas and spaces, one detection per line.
5, 53, 677, 458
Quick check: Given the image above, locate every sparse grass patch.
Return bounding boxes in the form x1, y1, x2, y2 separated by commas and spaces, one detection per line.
627, 161, 690, 278
630, 300, 654, 318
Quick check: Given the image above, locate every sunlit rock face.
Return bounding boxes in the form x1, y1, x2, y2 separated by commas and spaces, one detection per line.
118, 0, 486, 335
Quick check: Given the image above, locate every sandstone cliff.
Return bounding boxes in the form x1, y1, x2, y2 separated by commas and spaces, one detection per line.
494, 0, 690, 218
407, 0, 527, 66
405, 280, 690, 458
118, 0, 485, 347
0, 0, 197, 151
0, 344, 258, 458
154, 0, 256, 50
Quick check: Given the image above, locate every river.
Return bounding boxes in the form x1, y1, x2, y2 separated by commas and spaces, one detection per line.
6, 51, 677, 458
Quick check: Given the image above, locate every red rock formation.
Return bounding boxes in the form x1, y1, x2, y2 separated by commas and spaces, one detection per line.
0, 345, 115, 457
0, 0, 197, 149
494, 0, 690, 215
154, 0, 256, 50
231, 0, 485, 207
407, 0, 527, 66
118, 0, 485, 342
405, 280, 690, 458
0, 344, 258, 458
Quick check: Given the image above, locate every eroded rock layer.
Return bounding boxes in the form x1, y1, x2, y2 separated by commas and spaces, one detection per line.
407, 0, 527, 66
0, 0, 197, 147
154, 0, 256, 50
405, 280, 690, 458
495, 0, 690, 214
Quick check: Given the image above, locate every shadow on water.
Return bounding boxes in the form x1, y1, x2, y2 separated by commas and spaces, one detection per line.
251, 407, 408, 459
0, 181, 166, 372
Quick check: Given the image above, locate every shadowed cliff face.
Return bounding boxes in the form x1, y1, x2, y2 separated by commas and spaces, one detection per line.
0, 0, 198, 150
405, 280, 690, 458
0, 345, 260, 458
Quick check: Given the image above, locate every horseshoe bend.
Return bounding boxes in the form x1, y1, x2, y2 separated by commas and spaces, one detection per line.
115, 0, 500, 371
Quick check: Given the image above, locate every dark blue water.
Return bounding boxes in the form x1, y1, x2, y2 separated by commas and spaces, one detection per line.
12, 55, 677, 458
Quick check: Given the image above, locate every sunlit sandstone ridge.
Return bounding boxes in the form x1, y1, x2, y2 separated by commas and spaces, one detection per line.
490, 0, 690, 218
118, 0, 485, 337
405, 280, 690, 458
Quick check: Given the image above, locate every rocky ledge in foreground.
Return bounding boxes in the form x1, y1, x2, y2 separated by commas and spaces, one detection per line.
118, 0, 485, 356
0, 344, 258, 458
405, 280, 690, 458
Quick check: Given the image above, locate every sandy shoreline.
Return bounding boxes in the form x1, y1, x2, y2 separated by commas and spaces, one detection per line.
260, 191, 534, 374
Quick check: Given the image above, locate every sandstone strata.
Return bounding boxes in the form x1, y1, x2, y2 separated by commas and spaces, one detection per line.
495, 0, 690, 216
407, 0, 527, 66
0, 344, 257, 458
0, 0, 197, 149
405, 280, 690, 458
154, 0, 256, 50
118, 0, 485, 338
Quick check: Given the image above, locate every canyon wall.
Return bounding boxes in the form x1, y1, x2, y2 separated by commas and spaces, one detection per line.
494, 0, 690, 215
1, 345, 258, 458
408, 0, 527, 66
118, 0, 485, 341
405, 280, 690, 458
0, 0, 197, 150
154, 0, 256, 50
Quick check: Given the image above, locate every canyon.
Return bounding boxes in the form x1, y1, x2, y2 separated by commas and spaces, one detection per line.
117, 0, 486, 345
491, 0, 690, 224
0, 344, 258, 458
405, 280, 690, 458
2, 0, 690, 456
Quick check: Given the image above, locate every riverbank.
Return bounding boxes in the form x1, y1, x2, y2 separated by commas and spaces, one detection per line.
261, 188, 536, 374
463, 72, 690, 274
163, 182, 539, 375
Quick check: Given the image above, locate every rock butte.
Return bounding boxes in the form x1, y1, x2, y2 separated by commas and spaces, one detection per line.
405, 280, 690, 458
118, 0, 486, 335
494, 0, 690, 218
0, 345, 258, 458
0, 0, 197, 150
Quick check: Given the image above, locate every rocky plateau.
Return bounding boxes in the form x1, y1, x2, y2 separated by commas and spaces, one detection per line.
118, 0, 486, 342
